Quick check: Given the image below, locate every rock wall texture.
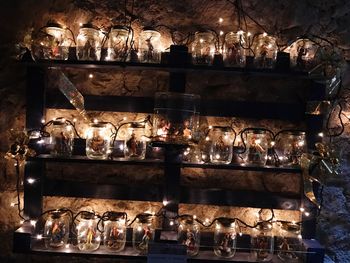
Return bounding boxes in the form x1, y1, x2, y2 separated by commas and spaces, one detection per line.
0, 0, 350, 262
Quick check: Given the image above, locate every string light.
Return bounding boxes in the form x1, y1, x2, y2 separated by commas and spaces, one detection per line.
10, 202, 16, 207
299, 207, 305, 212
41, 119, 45, 124
162, 200, 169, 206
36, 234, 43, 240
30, 220, 37, 226
318, 132, 324, 137
169, 220, 174, 226
79, 22, 83, 27
219, 31, 224, 36
89, 74, 94, 79
218, 17, 223, 23
304, 212, 310, 217
27, 178, 36, 184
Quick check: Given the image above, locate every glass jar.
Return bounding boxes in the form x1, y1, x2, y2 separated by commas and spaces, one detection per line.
43, 210, 70, 248
214, 218, 237, 258
103, 212, 127, 252
153, 92, 200, 145
254, 34, 277, 68
76, 24, 101, 61
286, 39, 318, 70
139, 27, 162, 63
31, 22, 71, 60
132, 213, 155, 254
224, 32, 245, 67
178, 215, 200, 257
86, 122, 111, 160
209, 126, 235, 164
49, 119, 74, 157
76, 211, 101, 251
251, 221, 274, 262
275, 131, 307, 166
192, 31, 216, 65
124, 122, 147, 160
243, 129, 269, 166
277, 222, 302, 262
107, 25, 131, 61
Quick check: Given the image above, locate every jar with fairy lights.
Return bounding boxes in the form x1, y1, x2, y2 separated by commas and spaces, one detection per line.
107, 25, 131, 61
102, 212, 127, 252
76, 24, 102, 61
178, 215, 200, 257
277, 221, 303, 262
192, 31, 216, 65
43, 210, 71, 248
86, 122, 111, 160
224, 31, 245, 67
124, 122, 147, 160
76, 211, 101, 252
254, 33, 277, 68
209, 126, 236, 164
132, 213, 155, 254
242, 129, 270, 166
286, 39, 318, 70
139, 27, 162, 63
274, 131, 307, 167
213, 217, 237, 258
250, 215, 274, 262
49, 119, 74, 157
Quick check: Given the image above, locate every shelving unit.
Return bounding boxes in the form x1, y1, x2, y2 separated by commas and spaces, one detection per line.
14, 53, 326, 262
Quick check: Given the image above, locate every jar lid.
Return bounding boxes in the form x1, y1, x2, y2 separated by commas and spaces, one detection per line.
89, 122, 109, 128
105, 211, 127, 221
80, 211, 96, 220
142, 26, 159, 32
211, 126, 232, 132
247, 129, 267, 135
52, 119, 66, 125
46, 21, 63, 29
179, 215, 195, 225
129, 122, 145, 129
280, 221, 300, 232
111, 25, 130, 31
283, 130, 306, 136
50, 209, 68, 219
137, 213, 153, 223
257, 221, 273, 231
216, 217, 235, 227
80, 23, 99, 30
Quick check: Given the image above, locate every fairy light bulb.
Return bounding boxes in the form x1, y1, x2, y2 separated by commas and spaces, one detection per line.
41, 119, 45, 124
220, 31, 224, 36
263, 32, 267, 37
10, 202, 16, 207
89, 74, 94, 79
93, 119, 98, 124
27, 178, 35, 184
218, 17, 223, 23
79, 22, 83, 27
304, 211, 310, 217
36, 234, 43, 240
270, 141, 275, 146
30, 220, 37, 226
299, 207, 305, 212
318, 132, 324, 137
163, 200, 169, 206
169, 220, 174, 226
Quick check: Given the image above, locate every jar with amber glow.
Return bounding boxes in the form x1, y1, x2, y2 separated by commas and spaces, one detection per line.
76, 211, 101, 251
76, 24, 101, 61
132, 213, 155, 254
214, 217, 237, 258
102, 212, 127, 252
139, 27, 162, 63
209, 126, 236, 164
124, 122, 147, 160
107, 26, 131, 61
242, 129, 269, 166
86, 122, 111, 160
43, 210, 70, 248
49, 119, 74, 157
178, 215, 200, 257
250, 221, 274, 262
192, 31, 216, 65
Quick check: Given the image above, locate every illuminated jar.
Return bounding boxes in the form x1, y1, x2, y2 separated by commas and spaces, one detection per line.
178, 215, 200, 257
192, 31, 216, 65
107, 25, 131, 61
254, 34, 277, 68
43, 210, 70, 248
275, 131, 307, 166
76, 24, 101, 61
214, 218, 237, 258
103, 212, 127, 252
153, 92, 200, 144
286, 39, 318, 70
224, 32, 245, 67
86, 122, 111, 160
49, 119, 74, 157
76, 212, 101, 251
133, 213, 155, 254
251, 221, 274, 262
124, 122, 147, 160
209, 126, 235, 164
277, 222, 302, 262
139, 27, 162, 63
243, 130, 269, 166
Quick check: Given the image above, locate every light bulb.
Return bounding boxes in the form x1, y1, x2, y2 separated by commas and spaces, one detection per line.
27, 178, 35, 184
218, 18, 223, 23
89, 74, 94, 79
30, 220, 37, 226
36, 234, 43, 240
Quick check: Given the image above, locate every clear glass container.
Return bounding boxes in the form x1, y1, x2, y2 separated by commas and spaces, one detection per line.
107, 26, 131, 61
31, 23, 71, 60
192, 31, 216, 65
209, 126, 235, 164
43, 210, 70, 248
139, 28, 162, 63
86, 122, 111, 160
224, 32, 245, 67
277, 222, 303, 262
243, 129, 269, 166
49, 120, 74, 157
275, 131, 307, 166
124, 122, 147, 160
250, 221, 274, 262
178, 215, 200, 257
254, 34, 277, 68
103, 212, 127, 252
76, 212, 101, 251
153, 92, 200, 145
286, 39, 318, 70
214, 217, 237, 258
132, 213, 155, 254
77, 24, 101, 61
183, 145, 203, 163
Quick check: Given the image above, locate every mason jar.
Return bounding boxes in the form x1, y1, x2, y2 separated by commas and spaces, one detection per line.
124, 122, 147, 160
277, 221, 303, 262
286, 39, 318, 70
250, 221, 274, 262
254, 34, 277, 68
132, 213, 155, 254
49, 119, 74, 157
243, 129, 269, 166
214, 217, 237, 258
76, 211, 101, 251
178, 215, 200, 257
224, 32, 245, 67
107, 25, 131, 61
103, 212, 127, 252
209, 126, 235, 164
192, 31, 216, 65
139, 27, 162, 63
275, 131, 307, 166
76, 24, 101, 61
43, 210, 70, 248
86, 122, 111, 160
